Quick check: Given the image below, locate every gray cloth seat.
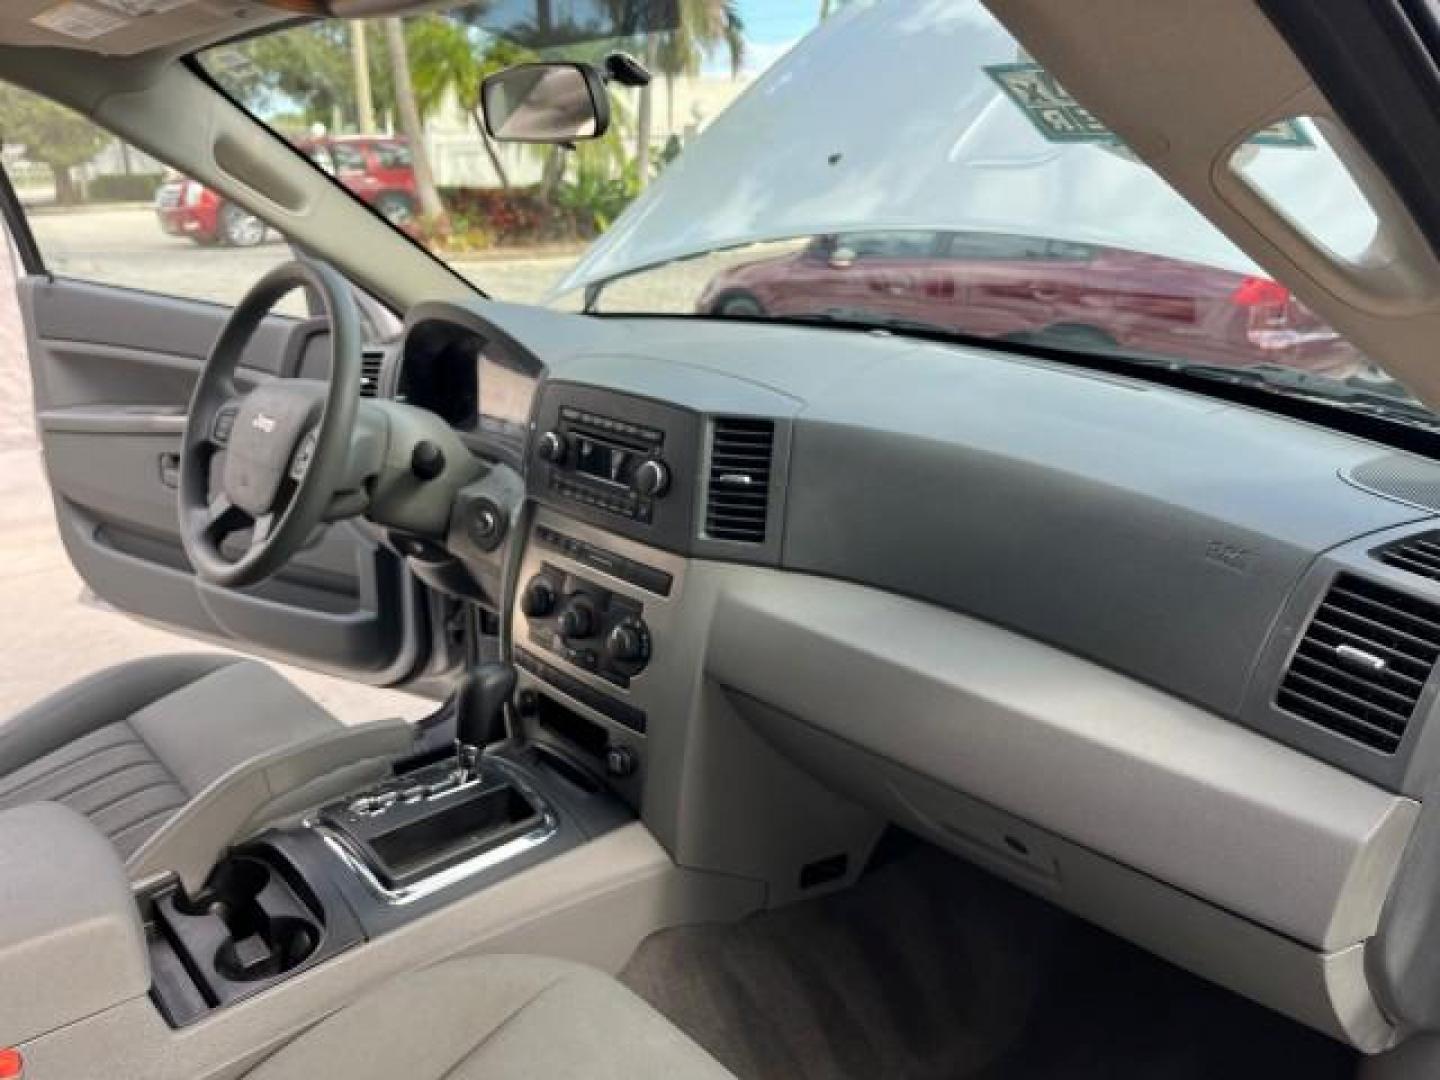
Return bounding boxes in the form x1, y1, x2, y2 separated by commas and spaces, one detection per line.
0, 654, 341, 859
245, 954, 734, 1080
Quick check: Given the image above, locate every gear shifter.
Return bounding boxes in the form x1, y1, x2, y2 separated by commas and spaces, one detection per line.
453, 662, 516, 780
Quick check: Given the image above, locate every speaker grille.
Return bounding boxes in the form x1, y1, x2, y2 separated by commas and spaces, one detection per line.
1343, 454, 1440, 513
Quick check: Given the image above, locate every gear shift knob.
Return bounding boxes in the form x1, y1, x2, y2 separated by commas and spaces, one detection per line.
454, 662, 515, 778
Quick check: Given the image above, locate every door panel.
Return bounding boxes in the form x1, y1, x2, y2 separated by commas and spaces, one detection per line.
22, 276, 428, 685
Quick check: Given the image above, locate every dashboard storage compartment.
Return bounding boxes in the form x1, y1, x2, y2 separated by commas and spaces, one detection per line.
318, 765, 547, 892
365, 785, 541, 890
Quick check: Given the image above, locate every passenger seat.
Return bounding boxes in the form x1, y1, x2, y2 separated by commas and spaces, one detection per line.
243, 953, 733, 1079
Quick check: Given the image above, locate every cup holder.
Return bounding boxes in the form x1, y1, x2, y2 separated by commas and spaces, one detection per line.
167, 854, 324, 988
174, 857, 270, 918
215, 916, 319, 982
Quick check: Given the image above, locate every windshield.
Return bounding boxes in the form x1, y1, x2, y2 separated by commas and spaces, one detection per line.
201, 0, 1424, 422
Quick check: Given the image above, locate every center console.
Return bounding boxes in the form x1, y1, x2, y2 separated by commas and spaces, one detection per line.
312, 756, 554, 903
506, 384, 710, 810
144, 725, 632, 1026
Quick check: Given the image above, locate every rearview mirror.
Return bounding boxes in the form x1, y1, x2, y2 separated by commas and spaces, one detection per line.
481, 63, 611, 144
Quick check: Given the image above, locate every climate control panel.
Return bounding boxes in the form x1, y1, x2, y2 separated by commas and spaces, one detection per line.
522, 563, 652, 688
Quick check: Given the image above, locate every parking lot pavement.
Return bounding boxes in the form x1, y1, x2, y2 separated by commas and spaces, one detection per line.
29, 204, 578, 309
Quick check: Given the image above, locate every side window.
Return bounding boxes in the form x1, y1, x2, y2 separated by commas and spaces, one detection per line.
945, 232, 1052, 260
835, 231, 940, 260
327, 143, 368, 176
0, 81, 303, 314
1045, 239, 1097, 260
374, 142, 412, 169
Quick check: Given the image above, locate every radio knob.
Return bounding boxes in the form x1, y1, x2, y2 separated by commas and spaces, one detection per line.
634, 458, 670, 498
558, 597, 597, 639
604, 619, 650, 665
538, 430, 568, 464
520, 576, 557, 618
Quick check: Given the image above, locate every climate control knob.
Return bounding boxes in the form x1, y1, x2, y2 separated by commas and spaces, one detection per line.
520, 576, 557, 618
538, 430, 568, 464
557, 597, 597, 639
604, 618, 651, 669
634, 458, 670, 498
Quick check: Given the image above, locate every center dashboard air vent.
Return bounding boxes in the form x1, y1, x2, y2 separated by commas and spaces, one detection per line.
1276, 573, 1440, 754
704, 418, 775, 544
360, 347, 386, 398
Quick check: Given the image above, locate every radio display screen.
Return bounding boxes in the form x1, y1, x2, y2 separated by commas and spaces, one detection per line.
574, 436, 639, 488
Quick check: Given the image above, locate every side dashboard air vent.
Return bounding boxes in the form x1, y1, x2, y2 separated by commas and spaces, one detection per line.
704, 418, 775, 544
1276, 573, 1440, 754
1375, 531, 1440, 584
360, 348, 386, 397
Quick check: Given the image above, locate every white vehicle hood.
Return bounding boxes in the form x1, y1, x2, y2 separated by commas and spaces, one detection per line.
550, 0, 1371, 301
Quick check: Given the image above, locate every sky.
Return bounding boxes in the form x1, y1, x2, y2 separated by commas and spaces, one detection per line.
717, 0, 822, 76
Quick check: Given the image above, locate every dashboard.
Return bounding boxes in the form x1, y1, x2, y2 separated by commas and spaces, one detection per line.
396, 311, 538, 469
385, 299, 1440, 1052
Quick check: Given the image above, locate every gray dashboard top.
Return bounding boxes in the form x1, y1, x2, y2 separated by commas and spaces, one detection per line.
461, 301, 1436, 773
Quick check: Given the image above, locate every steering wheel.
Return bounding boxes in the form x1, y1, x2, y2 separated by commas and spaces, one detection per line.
179, 260, 362, 589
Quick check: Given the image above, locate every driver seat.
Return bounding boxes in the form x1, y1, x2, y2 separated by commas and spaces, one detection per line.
0, 654, 400, 870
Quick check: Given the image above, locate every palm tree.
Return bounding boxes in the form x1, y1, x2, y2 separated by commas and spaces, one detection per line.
383, 17, 446, 223
407, 18, 532, 189
350, 23, 377, 134
637, 0, 745, 185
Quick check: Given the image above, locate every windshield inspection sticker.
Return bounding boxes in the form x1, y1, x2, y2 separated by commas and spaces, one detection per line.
985, 62, 1108, 143
984, 62, 1312, 149
31, 1, 128, 38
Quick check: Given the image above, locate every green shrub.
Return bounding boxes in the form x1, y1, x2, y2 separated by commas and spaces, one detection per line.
438, 185, 590, 245
555, 159, 640, 235
86, 173, 164, 203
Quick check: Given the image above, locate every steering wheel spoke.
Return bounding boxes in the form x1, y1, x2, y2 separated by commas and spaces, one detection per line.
208, 397, 243, 449
248, 512, 277, 550
201, 493, 245, 543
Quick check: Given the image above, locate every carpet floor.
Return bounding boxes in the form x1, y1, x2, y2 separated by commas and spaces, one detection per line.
621, 839, 1357, 1079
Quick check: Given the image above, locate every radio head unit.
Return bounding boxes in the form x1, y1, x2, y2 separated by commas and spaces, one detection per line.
540, 407, 667, 522
529, 383, 703, 549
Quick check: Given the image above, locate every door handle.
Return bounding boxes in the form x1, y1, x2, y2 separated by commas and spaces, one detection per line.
158, 453, 180, 489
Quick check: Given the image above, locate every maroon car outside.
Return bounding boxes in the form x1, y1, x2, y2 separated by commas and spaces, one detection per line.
155, 136, 419, 247
698, 231, 1366, 376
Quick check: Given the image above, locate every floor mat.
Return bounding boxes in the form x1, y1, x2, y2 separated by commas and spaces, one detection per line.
621, 842, 1357, 1079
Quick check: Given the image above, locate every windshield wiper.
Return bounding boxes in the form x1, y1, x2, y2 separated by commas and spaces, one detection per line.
1172, 362, 1440, 430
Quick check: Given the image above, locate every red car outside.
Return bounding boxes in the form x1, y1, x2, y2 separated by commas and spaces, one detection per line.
698, 231, 1366, 376
155, 136, 419, 247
